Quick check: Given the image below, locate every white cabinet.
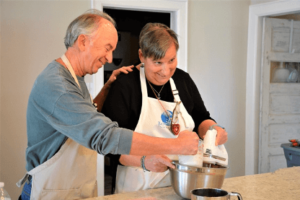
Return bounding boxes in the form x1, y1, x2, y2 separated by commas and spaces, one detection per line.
259, 17, 300, 173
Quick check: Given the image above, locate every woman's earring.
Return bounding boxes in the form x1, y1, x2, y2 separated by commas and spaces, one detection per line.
141, 63, 144, 68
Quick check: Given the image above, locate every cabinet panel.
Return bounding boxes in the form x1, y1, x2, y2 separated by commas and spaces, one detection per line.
272, 27, 290, 52
270, 83, 300, 93
268, 144, 287, 155
270, 155, 287, 171
269, 114, 300, 124
270, 95, 300, 114
269, 53, 300, 62
270, 18, 300, 54
269, 124, 300, 143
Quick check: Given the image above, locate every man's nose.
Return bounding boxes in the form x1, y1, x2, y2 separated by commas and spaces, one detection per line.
106, 52, 113, 63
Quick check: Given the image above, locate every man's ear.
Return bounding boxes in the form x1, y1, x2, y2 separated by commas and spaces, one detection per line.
77, 34, 88, 51
138, 49, 144, 63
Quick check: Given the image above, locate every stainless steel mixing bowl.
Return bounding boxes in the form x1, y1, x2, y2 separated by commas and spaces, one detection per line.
169, 161, 227, 199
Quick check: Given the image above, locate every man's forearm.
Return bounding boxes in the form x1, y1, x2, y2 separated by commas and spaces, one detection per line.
129, 131, 199, 156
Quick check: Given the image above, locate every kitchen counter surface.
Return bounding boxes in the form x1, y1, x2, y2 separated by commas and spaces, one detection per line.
86, 166, 300, 200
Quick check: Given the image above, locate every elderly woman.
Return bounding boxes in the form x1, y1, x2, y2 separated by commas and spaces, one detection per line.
102, 23, 228, 193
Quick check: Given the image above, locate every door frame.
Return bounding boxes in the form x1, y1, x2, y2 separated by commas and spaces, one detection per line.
245, 0, 300, 175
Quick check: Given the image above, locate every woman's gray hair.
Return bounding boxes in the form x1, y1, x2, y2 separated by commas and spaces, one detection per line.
139, 23, 179, 60
64, 9, 116, 49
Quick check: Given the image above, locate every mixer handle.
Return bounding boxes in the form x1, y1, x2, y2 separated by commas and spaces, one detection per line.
209, 124, 225, 130
230, 192, 243, 200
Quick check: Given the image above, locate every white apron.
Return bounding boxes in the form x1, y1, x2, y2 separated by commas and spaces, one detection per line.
115, 67, 195, 193
17, 55, 97, 200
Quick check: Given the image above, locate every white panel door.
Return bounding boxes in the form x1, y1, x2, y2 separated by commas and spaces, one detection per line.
259, 17, 300, 173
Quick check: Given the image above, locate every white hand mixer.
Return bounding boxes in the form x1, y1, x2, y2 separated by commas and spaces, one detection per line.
203, 124, 228, 167
178, 124, 228, 168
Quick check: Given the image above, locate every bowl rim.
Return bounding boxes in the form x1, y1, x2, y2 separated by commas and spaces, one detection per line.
171, 161, 227, 173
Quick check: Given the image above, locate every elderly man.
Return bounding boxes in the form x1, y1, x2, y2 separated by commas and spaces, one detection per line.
17, 9, 200, 200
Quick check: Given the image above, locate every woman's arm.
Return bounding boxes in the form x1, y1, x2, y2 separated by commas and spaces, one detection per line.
93, 65, 134, 112
198, 119, 228, 145
119, 154, 174, 172
93, 82, 111, 112
176, 71, 228, 145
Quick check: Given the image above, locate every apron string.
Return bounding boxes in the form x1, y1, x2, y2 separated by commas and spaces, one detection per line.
61, 54, 94, 103
61, 54, 81, 90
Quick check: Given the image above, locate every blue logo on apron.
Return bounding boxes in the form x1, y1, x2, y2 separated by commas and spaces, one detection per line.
161, 110, 173, 126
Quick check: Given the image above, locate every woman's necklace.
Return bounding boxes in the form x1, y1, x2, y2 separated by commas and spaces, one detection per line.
147, 79, 180, 135
147, 80, 165, 100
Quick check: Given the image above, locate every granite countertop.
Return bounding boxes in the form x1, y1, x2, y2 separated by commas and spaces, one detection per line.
85, 167, 300, 200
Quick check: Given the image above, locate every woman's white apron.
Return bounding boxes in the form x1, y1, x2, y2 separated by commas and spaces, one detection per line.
115, 67, 195, 193
17, 55, 97, 200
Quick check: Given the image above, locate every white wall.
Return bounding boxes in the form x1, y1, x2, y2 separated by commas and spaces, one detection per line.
0, 0, 2, 181
188, 0, 250, 178
0, 1, 90, 199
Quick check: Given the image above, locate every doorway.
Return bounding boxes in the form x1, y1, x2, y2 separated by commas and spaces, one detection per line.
102, 8, 171, 195
91, 0, 188, 196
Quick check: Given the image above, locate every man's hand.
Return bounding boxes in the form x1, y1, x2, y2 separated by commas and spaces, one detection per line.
107, 65, 134, 85
144, 155, 174, 172
176, 130, 199, 155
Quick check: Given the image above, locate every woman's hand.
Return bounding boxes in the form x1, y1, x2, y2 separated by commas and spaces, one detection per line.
94, 65, 134, 112
106, 65, 134, 85
215, 126, 228, 146
198, 120, 228, 146
144, 155, 174, 172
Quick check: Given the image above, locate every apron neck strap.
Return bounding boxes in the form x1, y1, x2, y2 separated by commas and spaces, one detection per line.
140, 66, 181, 102
61, 54, 81, 90
169, 78, 180, 102
60, 54, 93, 103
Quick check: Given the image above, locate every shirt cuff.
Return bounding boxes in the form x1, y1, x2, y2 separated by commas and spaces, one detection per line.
116, 128, 133, 155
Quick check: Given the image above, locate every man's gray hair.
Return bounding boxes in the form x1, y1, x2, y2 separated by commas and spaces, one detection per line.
139, 23, 179, 60
64, 9, 116, 49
